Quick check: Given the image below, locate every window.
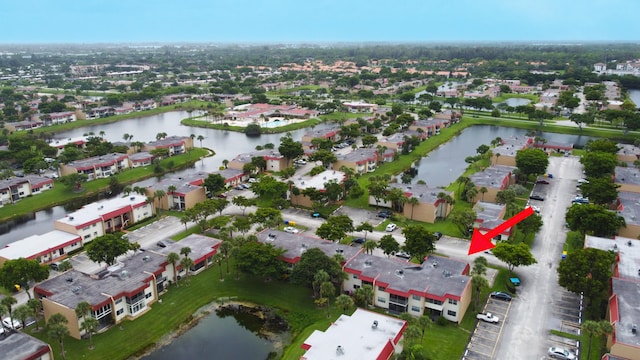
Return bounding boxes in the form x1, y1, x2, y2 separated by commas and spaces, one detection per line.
377, 297, 386, 303
378, 286, 385, 291
116, 309, 124, 316
115, 298, 122, 304
447, 310, 457, 317
411, 306, 420, 312
84, 234, 91, 239
352, 275, 358, 279
426, 298, 443, 305
412, 295, 421, 301
353, 285, 360, 289
145, 292, 152, 299
448, 299, 458, 305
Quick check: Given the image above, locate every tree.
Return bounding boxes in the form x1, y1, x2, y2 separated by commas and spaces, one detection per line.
291, 248, 344, 292
47, 313, 69, 360
456, 176, 470, 200
516, 213, 543, 241
315, 215, 354, 242
197, 135, 205, 147
235, 241, 286, 281
558, 248, 616, 319
580, 178, 620, 205
213, 253, 224, 281
179, 256, 194, 285
354, 284, 374, 308
60, 173, 88, 192
479, 187, 488, 201
378, 234, 400, 257
233, 216, 252, 235
580, 152, 617, 178
355, 222, 374, 239
406, 197, 420, 220
311, 270, 330, 299
335, 294, 354, 314
496, 188, 516, 205
584, 139, 620, 154
245, 123, 261, 137
320, 281, 335, 318
565, 204, 626, 237
13, 304, 34, 330
167, 252, 180, 286
363, 239, 378, 255
0, 258, 49, 300
309, 149, 337, 168
471, 256, 488, 277
1, 296, 17, 326
417, 315, 432, 341
76, 301, 98, 349
491, 242, 537, 273
278, 136, 304, 166
203, 173, 226, 196
85, 233, 131, 266
515, 148, 549, 179
217, 241, 232, 274
27, 298, 43, 330
252, 207, 283, 228
402, 225, 436, 261
449, 208, 476, 237
471, 274, 490, 311
582, 320, 613, 360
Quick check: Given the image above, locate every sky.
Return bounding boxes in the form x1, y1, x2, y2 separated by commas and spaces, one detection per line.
2, 0, 639, 44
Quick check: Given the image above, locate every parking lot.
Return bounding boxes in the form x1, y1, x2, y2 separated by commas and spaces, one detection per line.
463, 297, 512, 360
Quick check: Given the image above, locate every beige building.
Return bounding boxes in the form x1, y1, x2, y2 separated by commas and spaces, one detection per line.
469, 165, 515, 203
146, 175, 206, 211
289, 170, 346, 208
143, 135, 193, 156
374, 183, 453, 223
490, 136, 533, 166
0, 175, 54, 208
61, 153, 130, 180
614, 166, 640, 194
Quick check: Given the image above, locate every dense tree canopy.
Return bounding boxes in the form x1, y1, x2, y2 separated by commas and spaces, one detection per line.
491, 242, 537, 272
565, 204, 625, 237
236, 241, 286, 280
85, 233, 132, 266
579, 178, 620, 205
580, 152, 618, 178
402, 225, 436, 261
0, 258, 49, 298
290, 248, 343, 287
515, 148, 549, 178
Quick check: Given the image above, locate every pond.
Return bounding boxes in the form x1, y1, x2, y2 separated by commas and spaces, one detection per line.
411, 125, 596, 187
141, 303, 288, 360
494, 98, 531, 107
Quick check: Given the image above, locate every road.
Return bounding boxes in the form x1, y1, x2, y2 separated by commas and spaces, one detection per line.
493, 155, 583, 358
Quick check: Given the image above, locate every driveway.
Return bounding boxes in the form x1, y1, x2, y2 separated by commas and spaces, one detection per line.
493, 155, 584, 358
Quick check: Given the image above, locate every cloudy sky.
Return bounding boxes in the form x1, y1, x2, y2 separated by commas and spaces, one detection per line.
2, 0, 638, 44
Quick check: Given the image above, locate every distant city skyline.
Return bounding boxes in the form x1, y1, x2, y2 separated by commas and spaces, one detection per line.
2, 0, 639, 44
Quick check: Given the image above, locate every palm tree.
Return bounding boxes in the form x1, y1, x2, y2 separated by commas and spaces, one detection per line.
190, 134, 196, 152
456, 176, 470, 200
356, 284, 374, 309
320, 281, 335, 318
313, 270, 330, 299
471, 256, 488, 276
466, 186, 479, 203
213, 253, 224, 281
13, 304, 34, 329
335, 294, 354, 314
166, 252, 180, 286
80, 317, 99, 350
403, 325, 422, 349
222, 159, 229, 169
471, 275, 490, 311
479, 187, 488, 201
27, 298, 42, 330
75, 301, 92, 320
1, 296, 17, 327
218, 241, 232, 274
180, 246, 192, 258
407, 196, 420, 220
583, 320, 614, 360
99, 130, 105, 139
363, 239, 377, 255
0, 304, 7, 334
47, 313, 69, 359
180, 216, 188, 230
417, 315, 433, 341
153, 190, 166, 214
197, 135, 205, 148
179, 257, 194, 285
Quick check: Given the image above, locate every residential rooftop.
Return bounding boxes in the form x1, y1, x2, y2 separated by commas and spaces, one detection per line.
617, 143, 640, 159
35, 251, 166, 309
469, 165, 515, 188
48, 136, 89, 148
302, 308, 406, 360
146, 135, 189, 147
336, 148, 377, 164
389, 183, 452, 205
65, 152, 128, 170
256, 229, 360, 264
303, 127, 340, 139
493, 136, 532, 157
610, 277, 640, 349
346, 253, 470, 299
147, 174, 203, 195
231, 149, 283, 164
291, 170, 346, 190
617, 191, 640, 227
151, 233, 221, 262
0, 174, 52, 190
0, 230, 81, 261
0, 331, 52, 360
615, 166, 640, 186
55, 194, 149, 229
585, 235, 640, 279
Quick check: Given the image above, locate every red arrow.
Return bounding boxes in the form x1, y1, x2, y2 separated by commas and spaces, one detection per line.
468, 206, 535, 255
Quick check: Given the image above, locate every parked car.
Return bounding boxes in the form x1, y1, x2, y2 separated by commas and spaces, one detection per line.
490, 291, 512, 301
385, 223, 397, 232
248, 178, 257, 183
295, 159, 307, 165
241, 183, 250, 189
434, 232, 443, 240
531, 205, 541, 213
572, 196, 589, 204
577, 178, 589, 185
2, 317, 22, 330
311, 212, 321, 218
548, 346, 576, 360
377, 210, 392, 218
283, 226, 299, 234
156, 241, 167, 248
352, 237, 365, 244
395, 251, 411, 259
529, 194, 544, 201
234, 185, 244, 190
216, 193, 227, 198
476, 312, 500, 323
535, 179, 550, 184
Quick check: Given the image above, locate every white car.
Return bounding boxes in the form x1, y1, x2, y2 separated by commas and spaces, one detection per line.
295, 159, 307, 165
548, 346, 575, 360
283, 226, 299, 234
476, 312, 500, 323
2, 317, 22, 330
385, 223, 397, 232
577, 178, 589, 185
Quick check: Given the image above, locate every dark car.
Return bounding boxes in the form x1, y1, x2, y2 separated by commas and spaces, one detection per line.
535, 179, 550, 184
434, 232, 443, 240
529, 194, 544, 201
156, 241, 167, 248
490, 291, 512, 301
216, 193, 227, 198
352, 238, 365, 244
377, 210, 392, 218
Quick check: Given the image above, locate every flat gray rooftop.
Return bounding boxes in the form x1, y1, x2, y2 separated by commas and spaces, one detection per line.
36, 251, 166, 309
618, 191, 640, 227
256, 230, 360, 263
493, 136, 532, 156
389, 183, 452, 205
151, 233, 221, 262
336, 148, 377, 163
346, 253, 469, 298
0, 331, 51, 360
469, 165, 514, 188
615, 166, 640, 186
611, 277, 640, 349
474, 202, 505, 221
585, 235, 640, 280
